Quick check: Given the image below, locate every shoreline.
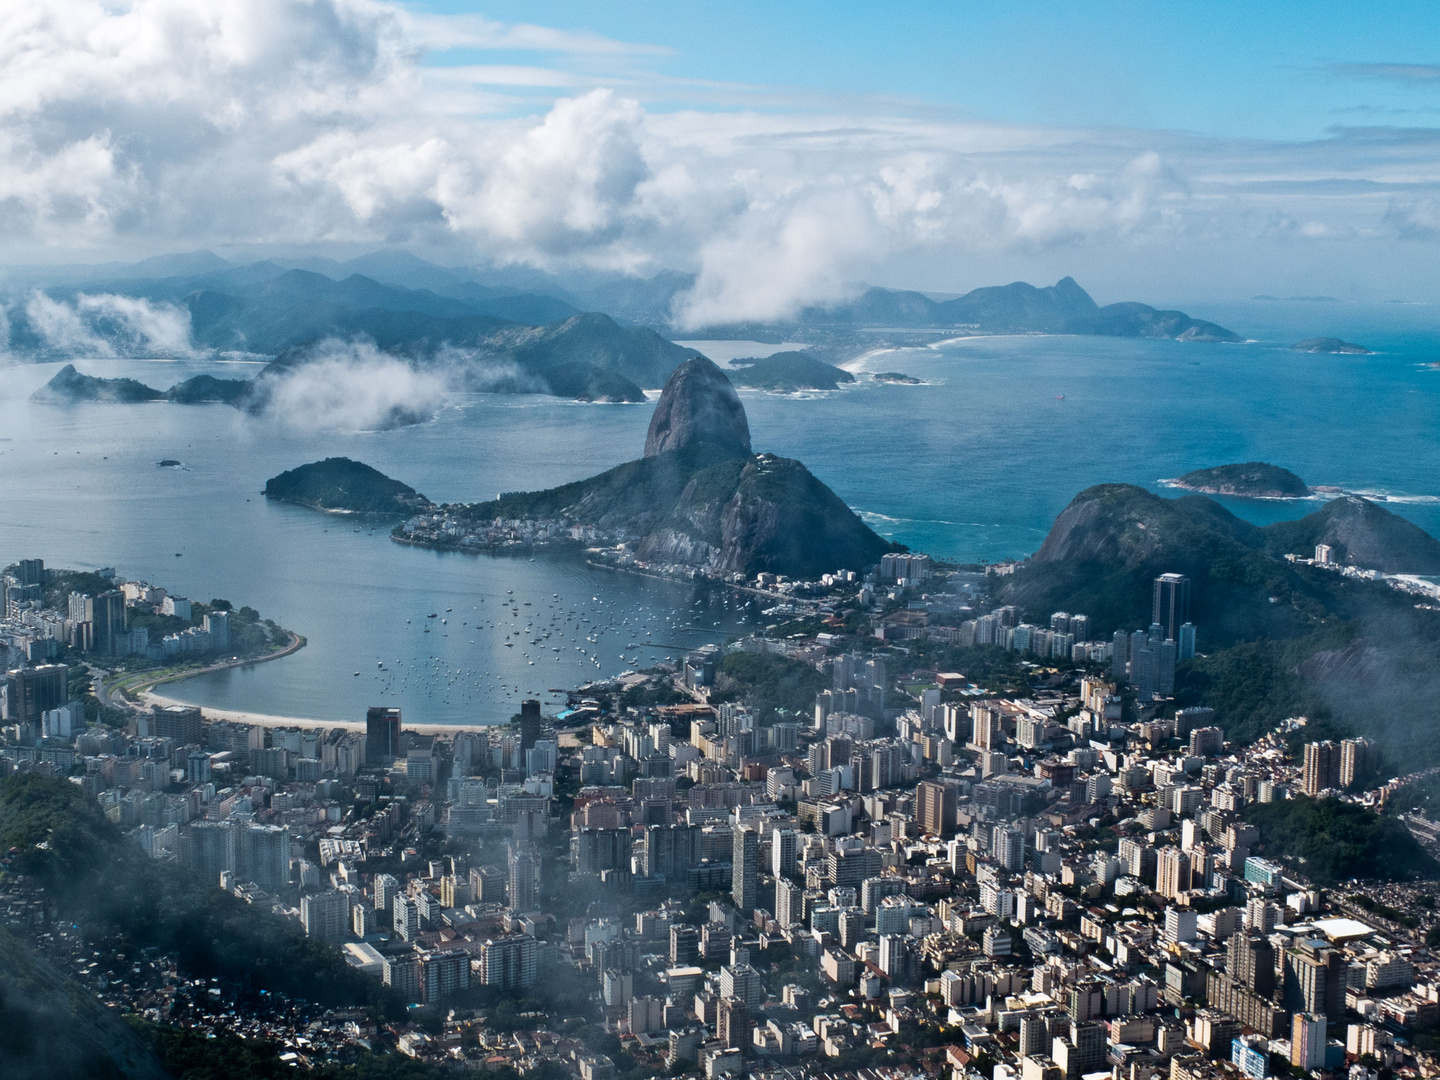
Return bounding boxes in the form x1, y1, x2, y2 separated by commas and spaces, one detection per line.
142, 689, 497, 735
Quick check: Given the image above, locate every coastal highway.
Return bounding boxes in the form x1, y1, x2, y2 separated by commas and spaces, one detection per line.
92, 631, 307, 713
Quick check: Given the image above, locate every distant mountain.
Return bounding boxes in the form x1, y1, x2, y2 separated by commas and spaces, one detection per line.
1265, 496, 1440, 572
162, 373, 252, 405
32, 364, 255, 409
31, 364, 164, 404
728, 351, 856, 391
1172, 462, 1311, 498
425, 359, 896, 579
1291, 337, 1370, 354
769, 276, 1240, 342
1006, 483, 1440, 645
264, 458, 433, 514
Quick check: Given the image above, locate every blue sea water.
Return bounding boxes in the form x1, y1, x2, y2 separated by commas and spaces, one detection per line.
0, 299, 1436, 725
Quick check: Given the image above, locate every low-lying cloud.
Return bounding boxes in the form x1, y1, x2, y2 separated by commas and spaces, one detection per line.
1, 0, 1438, 321
256, 340, 448, 431
15, 291, 196, 358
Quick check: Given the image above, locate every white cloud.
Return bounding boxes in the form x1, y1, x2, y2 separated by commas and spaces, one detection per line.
19, 291, 195, 357
256, 340, 447, 430
0, 0, 1437, 318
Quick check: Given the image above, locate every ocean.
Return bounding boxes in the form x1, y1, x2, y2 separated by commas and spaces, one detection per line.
1, 298, 1436, 725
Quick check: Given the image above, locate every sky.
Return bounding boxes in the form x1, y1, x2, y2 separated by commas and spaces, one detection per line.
2, 0, 1439, 321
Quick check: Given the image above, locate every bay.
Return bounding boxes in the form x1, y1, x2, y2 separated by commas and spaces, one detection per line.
1, 299, 1437, 725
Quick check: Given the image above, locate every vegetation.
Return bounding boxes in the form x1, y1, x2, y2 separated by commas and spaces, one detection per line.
1172, 462, 1310, 498
31, 363, 164, 404
442, 445, 897, 579
137, 1024, 456, 1080
0, 775, 397, 1016
1242, 796, 1438, 885
264, 458, 433, 515
717, 650, 827, 723
1009, 483, 1440, 759
727, 351, 855, 391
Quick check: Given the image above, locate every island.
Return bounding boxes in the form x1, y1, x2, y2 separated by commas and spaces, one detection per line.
1171, 462, 1311, 499
394, 358, 900, 579
727, 351, 855, 392
871, 371, 922, 384
264, 457, 434, 514
31, 364, 254, 407
1291, 337, 1371, 354
31, 363, 165, 404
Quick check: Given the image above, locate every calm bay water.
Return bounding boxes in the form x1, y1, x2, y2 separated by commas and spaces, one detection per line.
1, 299, 1437, 725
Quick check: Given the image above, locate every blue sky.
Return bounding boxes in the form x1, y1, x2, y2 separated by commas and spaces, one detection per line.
2, 1, 1439, 313
412, 0, 1440, 139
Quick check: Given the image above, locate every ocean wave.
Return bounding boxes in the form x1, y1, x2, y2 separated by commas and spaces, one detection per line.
857, 510, 1004, 528
1157, 479, 1440, 505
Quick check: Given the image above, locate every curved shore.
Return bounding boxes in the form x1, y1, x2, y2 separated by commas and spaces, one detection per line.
120, 630, 497, 734
101, 630, 308, 708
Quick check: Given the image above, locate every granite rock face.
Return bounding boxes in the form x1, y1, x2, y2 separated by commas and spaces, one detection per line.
643, 358, 752, 458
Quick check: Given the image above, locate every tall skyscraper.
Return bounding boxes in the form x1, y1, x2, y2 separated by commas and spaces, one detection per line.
477, 934, 537, 989
1178, 622, 1197, 661
771, 827, 798, 878
240, 823, 290, 892
1302, 741, 1342, 796
508, 845, 541, 912
181, 820, 237, 885
993, 825, 1025, 871
1155, 846, 1190, 900
1153, 573, 1191, 641
1340, 737, 1378, 789
2, 664, 68, 727
516, 698, 542, 751
731, 826, 758, 915
1291, 1014, 1326, 1071
365, 706, 401, 763
301, 890, 351, 943
92, 590, 126, 656
915, 780, 957, 837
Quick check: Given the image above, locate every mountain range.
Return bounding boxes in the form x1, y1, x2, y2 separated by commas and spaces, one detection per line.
5, 249, 1239, 354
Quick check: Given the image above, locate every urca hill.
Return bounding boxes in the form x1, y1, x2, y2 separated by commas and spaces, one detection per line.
398, 357, 899, 579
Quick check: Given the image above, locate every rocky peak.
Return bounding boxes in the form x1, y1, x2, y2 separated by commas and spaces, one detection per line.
643, 357, 752, 458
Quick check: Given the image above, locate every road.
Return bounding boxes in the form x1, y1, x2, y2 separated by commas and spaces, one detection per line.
92, 631, 306, 713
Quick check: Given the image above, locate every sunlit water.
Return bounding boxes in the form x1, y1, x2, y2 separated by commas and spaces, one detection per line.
1, 299, 1436, 724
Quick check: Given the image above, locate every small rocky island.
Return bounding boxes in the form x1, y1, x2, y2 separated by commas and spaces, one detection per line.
265, 458, 434, 514
1172, 462, 1311, 499
871, 371, 922, 384
32, 364, 253, 406
396, 358, 899, 579
727, 351, 855, 392
1291, 337, 1370, 354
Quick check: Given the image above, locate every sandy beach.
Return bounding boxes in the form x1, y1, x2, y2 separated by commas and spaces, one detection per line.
142, 690, 495, 737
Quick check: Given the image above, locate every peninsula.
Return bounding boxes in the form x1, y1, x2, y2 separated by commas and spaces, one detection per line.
394, 358, 899, 579
1171, 462, 1311, 498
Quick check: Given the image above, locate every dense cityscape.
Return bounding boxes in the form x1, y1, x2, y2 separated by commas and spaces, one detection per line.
6, 545, 1440, 1080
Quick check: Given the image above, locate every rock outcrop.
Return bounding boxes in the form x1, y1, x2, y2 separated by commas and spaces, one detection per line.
31, 364, 164, 404
441, 357, 895, 578
644, 358, 752, 458
1291, 337, 1370, 354
1172, 462, 1310, 498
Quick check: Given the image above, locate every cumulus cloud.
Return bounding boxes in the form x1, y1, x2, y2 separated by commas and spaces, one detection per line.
0, 0, 1436, 321
256, 340, 447, 430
